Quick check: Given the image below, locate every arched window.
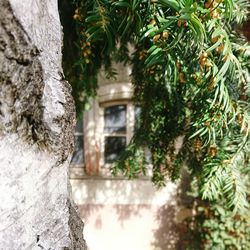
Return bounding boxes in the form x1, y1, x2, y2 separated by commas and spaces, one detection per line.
70, 82, 142, 177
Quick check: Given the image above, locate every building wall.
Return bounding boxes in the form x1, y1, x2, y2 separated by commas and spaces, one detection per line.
71, 178, 181, 250
70, 62, 191, 250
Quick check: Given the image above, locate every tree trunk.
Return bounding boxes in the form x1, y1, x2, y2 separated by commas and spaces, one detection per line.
0, 0, 86, 249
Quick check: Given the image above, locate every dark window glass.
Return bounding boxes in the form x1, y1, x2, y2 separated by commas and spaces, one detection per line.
135, 106, 141, 130
104, 105, 126, 133
71, 135, 84, 165
71, 120, 84, 166
104, 136, 126, 163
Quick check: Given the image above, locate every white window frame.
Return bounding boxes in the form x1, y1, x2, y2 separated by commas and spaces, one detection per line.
99, 101, 136, 169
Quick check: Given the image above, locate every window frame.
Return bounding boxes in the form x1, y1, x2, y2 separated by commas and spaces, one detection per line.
99, 100, 136, 169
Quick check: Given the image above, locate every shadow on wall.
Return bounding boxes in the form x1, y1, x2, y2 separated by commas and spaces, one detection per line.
73, 178, 167, 219
151, 204, 179, 250
78, 204, 181, 250
72, 177, 177, 215
151, 168, 195, 250
80, 203, 157, 228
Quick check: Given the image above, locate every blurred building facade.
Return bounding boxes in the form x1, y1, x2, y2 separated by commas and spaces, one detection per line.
69, 64, 188, 250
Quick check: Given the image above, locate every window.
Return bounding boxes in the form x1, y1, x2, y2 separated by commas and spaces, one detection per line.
99, 102, 138, 168
69, 101, 148, 176
104, 105, 126, 133
71, 119, 84, 166
103, 105, 127, 163
104, 137, 126, 163
70, 82, 145, 177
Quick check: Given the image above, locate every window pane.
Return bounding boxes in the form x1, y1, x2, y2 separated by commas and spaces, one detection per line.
104, 105, 126, 133
104, 136, 126, 163
71, 135, 84, 166
134, 106, 141, 130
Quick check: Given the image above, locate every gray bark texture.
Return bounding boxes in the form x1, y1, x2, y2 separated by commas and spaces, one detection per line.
0, 0, 86, 249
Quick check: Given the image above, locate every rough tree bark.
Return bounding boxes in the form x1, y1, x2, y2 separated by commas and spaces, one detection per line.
0, 0, 86, 249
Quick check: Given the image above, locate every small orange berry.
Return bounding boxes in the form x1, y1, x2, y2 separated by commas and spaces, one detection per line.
150, 19, 156, 25
177, 19, 183, 27
179, 72, 185, 83
153, 34, 161, 42
162, 31, 169, 39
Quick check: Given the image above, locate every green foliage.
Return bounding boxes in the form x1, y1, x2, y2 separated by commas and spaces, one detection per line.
183, 178, 250, 250
110, 141, 148, 178
65, 0, 250, 214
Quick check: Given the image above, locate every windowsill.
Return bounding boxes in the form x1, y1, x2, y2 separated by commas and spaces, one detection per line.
69, 165, 152, 181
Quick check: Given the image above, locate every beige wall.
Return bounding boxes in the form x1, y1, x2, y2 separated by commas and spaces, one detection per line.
70, 178, 184, 250
97, 62, 131, 86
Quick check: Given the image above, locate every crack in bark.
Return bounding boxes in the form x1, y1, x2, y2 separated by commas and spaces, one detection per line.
0, 0, 76, 165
